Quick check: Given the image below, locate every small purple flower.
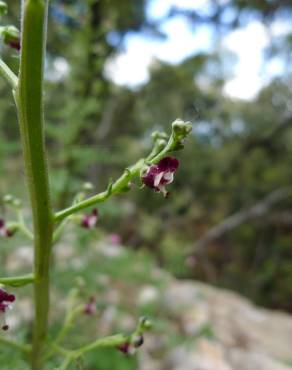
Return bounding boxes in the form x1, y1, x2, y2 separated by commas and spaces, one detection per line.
0, 219, 13, 238
81, 209, 99, 229
108, 233, 121, 245
141, 157, 179, 197
7, 39, 21, 51
84, 296, 96, 315
0, 288, 15, 331
117, 334, 144, 355
117, 341, 131, 354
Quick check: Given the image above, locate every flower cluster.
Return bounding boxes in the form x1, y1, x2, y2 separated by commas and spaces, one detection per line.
0, 288, 15, 331
117, 317, 152, 355
141, 157, 179, 197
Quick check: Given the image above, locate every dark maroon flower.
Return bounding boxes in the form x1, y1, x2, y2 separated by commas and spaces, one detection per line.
141, 157, 179, 197
7, 39, 20, 51
0, 219, 13, 238
84, 296, 96, 315
117, 341, 131, 354
81, 209, 98, 229
0, 288, 15, 331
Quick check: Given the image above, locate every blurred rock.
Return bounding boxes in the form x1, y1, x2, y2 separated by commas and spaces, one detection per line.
138, 279, 292, 370
138, 285, 159, 305
6, 246, 33, 271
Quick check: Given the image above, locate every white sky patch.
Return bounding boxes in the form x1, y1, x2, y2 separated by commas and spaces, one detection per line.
147, 0, 212, 20
223, 21, 269, 100
105, 1, 291, 100
46, 57, 70, 82
222, 20, 290, 100
105, 18, 212, 87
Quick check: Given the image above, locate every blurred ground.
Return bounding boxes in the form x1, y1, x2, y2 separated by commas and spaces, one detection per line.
3, 238, 292, 370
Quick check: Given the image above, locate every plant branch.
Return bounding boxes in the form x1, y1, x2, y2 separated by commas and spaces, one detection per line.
54, 119, 192, 222
0, 273, 35, 287
0, 335, 30, 354
0, 59, 18, 89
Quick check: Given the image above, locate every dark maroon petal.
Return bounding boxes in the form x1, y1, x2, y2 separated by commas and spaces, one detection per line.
81, 209, 99, 229
5, 229, 14, 238
117, 342, 130, 354
0, 303, 7, 312
84, 296, 96, 315
81, 217, 90, 228
8, 40, 21, 51
157, 157, 179, 172
6, 294, 15, 303
141, 165, 163, 190
0, 289, 9, 302
0, 219, 4, 228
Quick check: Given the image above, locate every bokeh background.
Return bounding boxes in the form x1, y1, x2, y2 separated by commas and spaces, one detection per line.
1, 1, 292, 369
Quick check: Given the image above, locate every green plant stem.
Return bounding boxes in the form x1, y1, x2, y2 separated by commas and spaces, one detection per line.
17, 209, 34, 240
54, 160, 142, 222
45, 305, 83, 360
15, 1, 53, 369
0, 335, 30, 354
54, 334, 128, 370
0, 273, 35, 287
0, 59, 18, 89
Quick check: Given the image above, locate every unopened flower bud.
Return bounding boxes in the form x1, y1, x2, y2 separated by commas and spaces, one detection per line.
2, 25, 20, 50
132, 334, 144, 348
3, 194, 13, 204
139, 316, 152, 330
151, 131, 168, 143
171, 119, 192, 150
82, 182, 94, 192
84, 296, 96, 315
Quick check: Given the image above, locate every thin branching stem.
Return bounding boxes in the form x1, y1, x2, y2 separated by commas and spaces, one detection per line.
0, 59, 18, 89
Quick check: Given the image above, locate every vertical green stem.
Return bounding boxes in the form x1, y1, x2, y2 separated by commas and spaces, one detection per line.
15, 1, 52, 369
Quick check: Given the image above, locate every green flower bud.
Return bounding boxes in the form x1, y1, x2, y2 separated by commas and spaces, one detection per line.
82, 182, 94, 192
0, 1, 8, 16
171, 119, 192, 150
131, 334, 144, 348
1, 25, 20, 50
172, 119, 192, 137
151, 131, 168, 143
139, 316, 152, 331
3, 194, 14, 204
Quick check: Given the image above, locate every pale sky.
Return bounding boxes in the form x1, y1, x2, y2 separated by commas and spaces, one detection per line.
105, 0, 291, 100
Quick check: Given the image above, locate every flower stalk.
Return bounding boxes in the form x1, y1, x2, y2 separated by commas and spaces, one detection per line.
15, 1, 53, 369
